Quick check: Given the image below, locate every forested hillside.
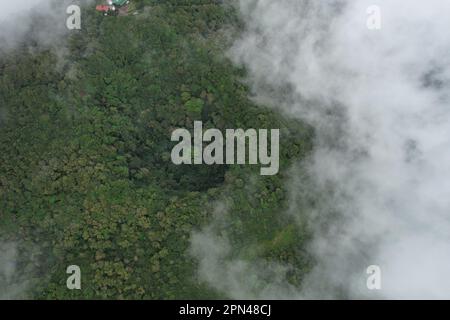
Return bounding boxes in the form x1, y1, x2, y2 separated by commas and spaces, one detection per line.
0, 0, 313, 299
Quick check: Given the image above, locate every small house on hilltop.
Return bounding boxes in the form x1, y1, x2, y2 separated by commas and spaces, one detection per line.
96, 0, 131, 16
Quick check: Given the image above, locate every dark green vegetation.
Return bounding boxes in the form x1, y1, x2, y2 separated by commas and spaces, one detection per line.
0, 0, 313, 298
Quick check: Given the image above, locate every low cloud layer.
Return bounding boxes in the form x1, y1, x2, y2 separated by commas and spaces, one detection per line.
190, 203, 301, 299
0, 242, 29, 299
0, 0, 92, 51
192, 0, 450, 299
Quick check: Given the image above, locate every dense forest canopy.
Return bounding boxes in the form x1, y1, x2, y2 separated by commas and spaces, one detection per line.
0, 0, 313, 299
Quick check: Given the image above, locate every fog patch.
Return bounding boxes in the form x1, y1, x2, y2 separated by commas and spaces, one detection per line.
190, 203, 301, 299
193, 0, 450, 299
0, 242, 30, 300
0, 0, 93, 51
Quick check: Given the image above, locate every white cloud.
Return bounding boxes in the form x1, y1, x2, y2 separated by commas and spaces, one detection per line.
0, 242, 29, 300
0, 0, 92, 50
197, 0, 450, 299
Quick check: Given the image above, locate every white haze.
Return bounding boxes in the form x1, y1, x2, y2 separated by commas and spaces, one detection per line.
0, 0, 92, 50
0, 242, 29, 299
191, 203, 301, 299
192, 0, 450, 299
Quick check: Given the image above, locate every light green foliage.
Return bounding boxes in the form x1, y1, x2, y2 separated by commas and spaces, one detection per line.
185, 98, 204, 114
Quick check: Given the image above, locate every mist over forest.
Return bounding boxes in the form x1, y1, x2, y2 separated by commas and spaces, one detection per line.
1, 0, 449, 299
